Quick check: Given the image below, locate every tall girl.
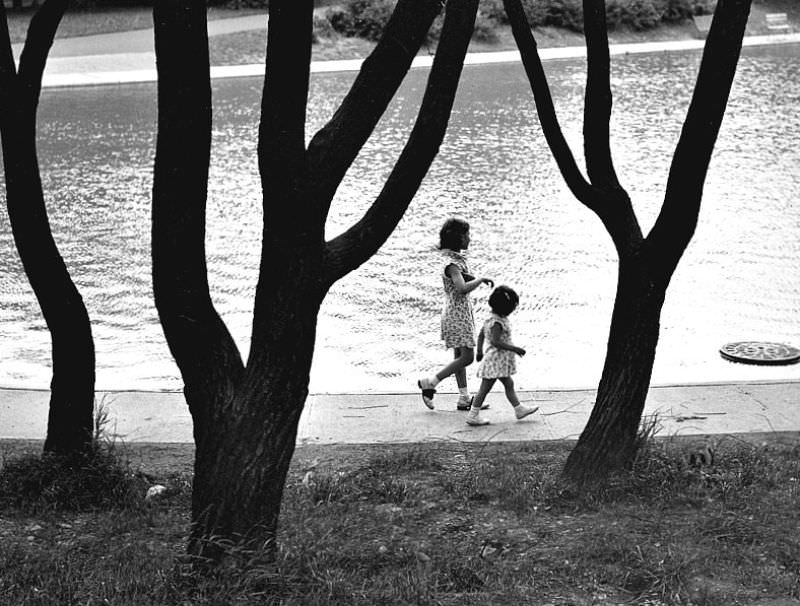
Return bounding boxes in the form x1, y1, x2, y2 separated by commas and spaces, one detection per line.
418, 216, 493, 410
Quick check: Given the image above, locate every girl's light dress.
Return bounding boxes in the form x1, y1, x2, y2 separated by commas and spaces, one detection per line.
477, 314, 517, 378
440, 249, 475, 349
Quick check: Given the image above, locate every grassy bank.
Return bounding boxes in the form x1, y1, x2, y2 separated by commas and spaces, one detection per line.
1, 436, 798, 605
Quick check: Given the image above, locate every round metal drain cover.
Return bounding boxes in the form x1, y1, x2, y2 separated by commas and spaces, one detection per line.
720, 341, 800, 365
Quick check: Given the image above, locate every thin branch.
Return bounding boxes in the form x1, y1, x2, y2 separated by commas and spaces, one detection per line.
152, 1, 244, 404
0, 3, 16, 84
17, 0, 68, 109
322, 0, 479, 284
646, 0, 752, 277
258, 0, 311, 196
582, 0, 620, 189
504, 0, 642, 255
306, 0, 442, 212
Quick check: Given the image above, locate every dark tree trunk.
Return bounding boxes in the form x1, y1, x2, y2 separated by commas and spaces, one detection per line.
562, 254, 666, 484
0, 1, 95, 455
153, 0, 478, 561
188, 254, 326, 559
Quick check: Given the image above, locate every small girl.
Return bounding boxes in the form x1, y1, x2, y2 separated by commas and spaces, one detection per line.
466, 285, 538, 426
418, 216, 493, 410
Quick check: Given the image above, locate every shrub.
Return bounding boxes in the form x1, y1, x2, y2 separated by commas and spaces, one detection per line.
483, 0, 717, 33
662, 0, 717, 22
472, 11, 500, 43
482, 0, 548, 26
327, 0, 396, 42
608, 0, 662, 30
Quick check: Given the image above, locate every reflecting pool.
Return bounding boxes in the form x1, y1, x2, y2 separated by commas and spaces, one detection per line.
1, 43, 798, 392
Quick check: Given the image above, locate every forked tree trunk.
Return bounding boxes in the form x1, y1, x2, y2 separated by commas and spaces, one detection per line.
0, 0, 95, 455
562, 254, 666, 483
503, 0, 752, 485
153, 0, 479, 561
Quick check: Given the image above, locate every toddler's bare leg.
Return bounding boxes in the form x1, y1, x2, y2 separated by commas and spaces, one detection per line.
471, 378, 495, 410
501, 377, 538, 420
499, 376, 520, 406
466, 378, 494, 426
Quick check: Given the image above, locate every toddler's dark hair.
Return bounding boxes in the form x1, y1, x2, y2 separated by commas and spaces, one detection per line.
439, 216, 469, 250
489, 285, 519, 317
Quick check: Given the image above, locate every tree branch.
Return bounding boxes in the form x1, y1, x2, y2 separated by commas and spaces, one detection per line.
17, 0, 67, 110
582, 0, 620, 189
0, 4, 16, 85
646, 0, 752, 277
504, 0, 642, 255
305, 0, 442, 212
322, 0, 479, 284
152, 1, 243, 413
259, 0, 311, 200
502, 0, 594, 205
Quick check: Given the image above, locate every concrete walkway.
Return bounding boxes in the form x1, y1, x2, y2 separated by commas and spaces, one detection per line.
8, 15, 800, 87
1, 381, 798, 445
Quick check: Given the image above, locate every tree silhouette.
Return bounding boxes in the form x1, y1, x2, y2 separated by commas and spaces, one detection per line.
502, 0, 753, 485
152, 0, 478, 560
0, 0, 95, 455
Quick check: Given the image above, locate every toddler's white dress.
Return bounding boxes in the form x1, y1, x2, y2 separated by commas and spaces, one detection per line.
477, 314, 517, 378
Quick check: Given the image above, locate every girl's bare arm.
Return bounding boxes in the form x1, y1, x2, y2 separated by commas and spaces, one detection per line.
446, 264, 493, 295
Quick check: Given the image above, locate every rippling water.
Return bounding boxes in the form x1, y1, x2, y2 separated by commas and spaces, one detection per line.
1, 44, 799, 392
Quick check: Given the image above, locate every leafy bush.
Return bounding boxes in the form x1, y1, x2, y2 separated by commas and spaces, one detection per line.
481, 0, 716, 33
662, 0, 717, 22
482, 0, 548, 26
327, 0, 396, 42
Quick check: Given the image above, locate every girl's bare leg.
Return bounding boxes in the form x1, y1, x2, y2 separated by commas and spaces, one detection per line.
435, 346, 474, 382
453, 349, 467, 389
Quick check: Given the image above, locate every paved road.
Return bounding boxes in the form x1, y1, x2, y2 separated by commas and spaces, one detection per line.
9, 17, 800, 87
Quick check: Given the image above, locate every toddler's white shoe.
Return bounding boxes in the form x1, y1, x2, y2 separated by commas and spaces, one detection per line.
466, 408, 490, 426
514, 404, 539, 420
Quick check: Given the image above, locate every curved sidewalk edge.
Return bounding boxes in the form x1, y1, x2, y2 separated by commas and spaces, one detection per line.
1, 381, 798, 446
34, 32, 800, 89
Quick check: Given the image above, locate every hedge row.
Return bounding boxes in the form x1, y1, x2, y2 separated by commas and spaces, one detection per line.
328, 0, 717, 39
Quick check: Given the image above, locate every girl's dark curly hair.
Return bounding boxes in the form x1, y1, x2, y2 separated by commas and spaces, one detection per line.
489, 285, 519, 317
439, 216, 469, 250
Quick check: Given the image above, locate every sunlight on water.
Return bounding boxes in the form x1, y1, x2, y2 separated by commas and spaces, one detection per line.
0, 44, 799, 392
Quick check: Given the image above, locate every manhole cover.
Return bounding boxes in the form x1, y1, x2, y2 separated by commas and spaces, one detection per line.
720, 341, 800, 365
